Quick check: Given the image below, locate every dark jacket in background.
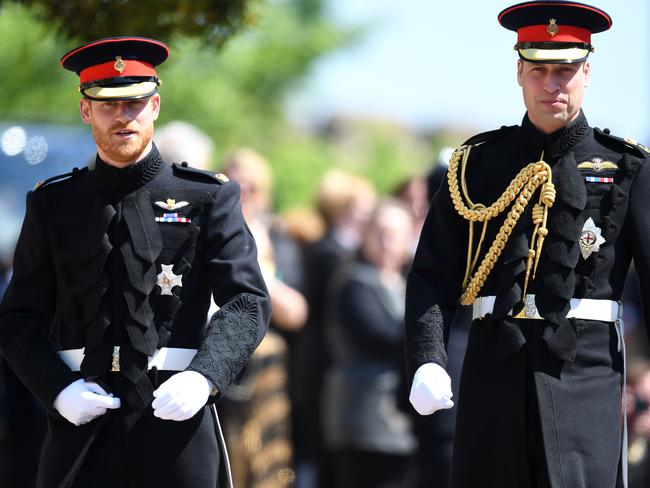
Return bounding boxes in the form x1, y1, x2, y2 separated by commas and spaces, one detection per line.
323, 257, 416, 454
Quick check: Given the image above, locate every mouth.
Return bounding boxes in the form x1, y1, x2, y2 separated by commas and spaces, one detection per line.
114, 128, 138, 138
541, 99, 566, 106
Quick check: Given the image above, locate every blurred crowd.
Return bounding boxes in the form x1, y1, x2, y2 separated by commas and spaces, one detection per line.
1, 121, 650, 487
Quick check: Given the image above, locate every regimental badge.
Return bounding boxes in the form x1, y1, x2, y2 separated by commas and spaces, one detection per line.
579, 217, 606, 259
114, 56, 126, 73
215, 173, 229, 183
155, 199, 189, 211
547, 19, 559, 37
156, 264, 183, 295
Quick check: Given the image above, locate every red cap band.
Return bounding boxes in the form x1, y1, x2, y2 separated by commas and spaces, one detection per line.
79, 59, 157, 84
517, 24, 591, 44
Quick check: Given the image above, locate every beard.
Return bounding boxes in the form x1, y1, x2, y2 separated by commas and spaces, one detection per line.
92, 120, 154, 166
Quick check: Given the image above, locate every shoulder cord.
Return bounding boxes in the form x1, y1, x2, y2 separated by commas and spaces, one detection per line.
447, 144, 556, 305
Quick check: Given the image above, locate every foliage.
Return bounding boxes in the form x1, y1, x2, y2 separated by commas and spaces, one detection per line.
7, 0, 254, 45
0, 1, 438, 211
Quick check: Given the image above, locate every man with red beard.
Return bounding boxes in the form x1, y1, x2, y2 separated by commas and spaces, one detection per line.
0, 37, 270, 488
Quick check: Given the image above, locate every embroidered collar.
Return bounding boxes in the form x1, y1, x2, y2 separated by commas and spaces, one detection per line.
521, 110, 591, 160
95, 144, 165, 193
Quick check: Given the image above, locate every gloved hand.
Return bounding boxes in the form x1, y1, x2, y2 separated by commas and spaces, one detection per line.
152, 371, 213, 421
409, 362, 454, 415
53, 379, 121, 426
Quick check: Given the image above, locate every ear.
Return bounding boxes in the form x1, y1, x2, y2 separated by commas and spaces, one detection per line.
516, 60, 524, 87
150, 93, 161, 121
79, 99, 92, 125
583, 61, 591, 87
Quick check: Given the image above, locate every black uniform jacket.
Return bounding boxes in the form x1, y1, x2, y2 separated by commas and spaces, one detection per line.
0, 145, 271, 487
406, 111, 650, 488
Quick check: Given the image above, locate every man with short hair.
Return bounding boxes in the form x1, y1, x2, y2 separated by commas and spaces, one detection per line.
0, 36, 270, 488
406, 2, 649, 487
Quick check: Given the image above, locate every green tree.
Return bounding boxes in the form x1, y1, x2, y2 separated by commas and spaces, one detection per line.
8, 0, 255, 45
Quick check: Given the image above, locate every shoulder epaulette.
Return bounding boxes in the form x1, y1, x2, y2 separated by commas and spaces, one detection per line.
172, 162, 230, 184
463, 125, 517, 147
594, 128, 650, 158
33, 166, 88, 191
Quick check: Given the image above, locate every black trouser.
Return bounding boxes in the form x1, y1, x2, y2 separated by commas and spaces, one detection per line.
332, 449, 415, 488
67, 372, 220, 488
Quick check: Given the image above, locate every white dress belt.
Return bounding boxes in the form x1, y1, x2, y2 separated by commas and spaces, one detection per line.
472, 295, 620, 322
58, 347, 198, 372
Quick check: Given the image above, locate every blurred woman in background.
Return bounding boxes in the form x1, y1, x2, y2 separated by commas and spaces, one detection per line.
322, 198, 417, 488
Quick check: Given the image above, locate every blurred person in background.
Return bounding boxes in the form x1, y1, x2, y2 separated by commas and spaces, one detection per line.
293, 169, 376, 488
322, 198, 417, 488
154, 120, 215, 171
220, 147, 308, 487
392, 176, 428, 258
627, 360, 650, 487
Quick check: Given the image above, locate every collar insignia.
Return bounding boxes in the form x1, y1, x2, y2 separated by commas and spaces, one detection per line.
156, 264, 183, 295
114, 56, 126, 73
577, 158, 618, 173
547, 19, 559, 37
155, 199, 189, 210
579, 217, 606, 259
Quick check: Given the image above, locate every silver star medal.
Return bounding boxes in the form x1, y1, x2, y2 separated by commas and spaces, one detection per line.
156, 264, 182, 295
579, 217, 605, 259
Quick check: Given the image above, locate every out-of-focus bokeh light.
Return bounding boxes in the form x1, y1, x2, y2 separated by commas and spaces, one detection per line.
1, 126, 27, 156
23, 135, 48, 165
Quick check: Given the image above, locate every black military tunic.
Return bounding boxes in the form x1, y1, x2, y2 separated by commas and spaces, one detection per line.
0, 145, 271, 488
406, 110, 650, 488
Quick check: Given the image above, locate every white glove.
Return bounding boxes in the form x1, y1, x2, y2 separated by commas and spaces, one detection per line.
409, 362, 454, 415
152, 371, 212, 421
53, 379, 121, 426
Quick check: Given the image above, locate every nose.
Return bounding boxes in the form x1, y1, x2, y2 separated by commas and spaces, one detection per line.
543, 75, 560, 94
114, 101, 135, 123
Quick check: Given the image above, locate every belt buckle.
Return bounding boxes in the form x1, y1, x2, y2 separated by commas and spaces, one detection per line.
513, 294, 543, 320
111, 346, 120, 372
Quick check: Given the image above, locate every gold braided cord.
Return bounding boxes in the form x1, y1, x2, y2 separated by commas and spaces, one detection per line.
447, 145, 555, 305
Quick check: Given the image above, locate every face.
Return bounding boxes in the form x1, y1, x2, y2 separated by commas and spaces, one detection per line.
80, 94, 160, 167
517, 60, 590, 134
362, 204, 413, 273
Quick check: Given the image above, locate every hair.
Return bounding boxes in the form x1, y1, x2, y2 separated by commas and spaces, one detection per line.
315, 169, 376, 226
221, 147, 273, 202
154, 121, 214, 170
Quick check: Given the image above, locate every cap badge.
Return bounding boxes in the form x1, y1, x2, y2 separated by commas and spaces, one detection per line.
547, 19, 559, 37
156, 264, 183, 295
579, 217, 605, 259
114, 56, 126, 73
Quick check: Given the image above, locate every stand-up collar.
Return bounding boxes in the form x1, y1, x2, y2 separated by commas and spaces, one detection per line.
520, 110, 590, 161
95, 143, 165, 193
